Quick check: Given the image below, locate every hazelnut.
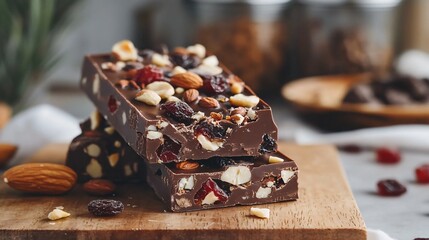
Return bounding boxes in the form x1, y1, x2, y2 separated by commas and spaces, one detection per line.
183, 89, 199, 103
198, 97, 219, 108
112, 40, 138, 61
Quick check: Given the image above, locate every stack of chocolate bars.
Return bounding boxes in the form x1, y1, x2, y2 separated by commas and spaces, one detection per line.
66, 40, 298, 212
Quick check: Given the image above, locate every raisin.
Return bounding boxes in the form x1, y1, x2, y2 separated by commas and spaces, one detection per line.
134, 65, 164, 86
415, 164, 429, 183
194, 178, 229, 205
259, 134, 277, 153
204, 157, 235, 168
160, 101, 195, 125
377, 179, 406, 196
108, 95, 119, 113
339, 144, 362, 153
376, 147, 401, 164
194, 121, 227, 139
170, 53, 201, 69
156, 136, 181, 162
87, 199, 124, 216
200, 75, 229, 95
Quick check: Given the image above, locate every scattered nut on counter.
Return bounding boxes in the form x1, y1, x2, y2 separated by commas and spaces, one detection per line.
48, 207, 71, 221
250, 207, 270, 219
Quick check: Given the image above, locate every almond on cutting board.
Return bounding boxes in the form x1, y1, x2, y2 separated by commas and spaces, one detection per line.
3, 163, 77, 195
0, 144, 18, 168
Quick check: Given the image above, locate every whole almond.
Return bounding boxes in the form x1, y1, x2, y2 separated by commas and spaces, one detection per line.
3, 163, 77, 195
83, 179, 116, 196
176, 161, 200, 170
183, 89, 199, 103
198, 97, 219, 108
170, 72, 203, 89
0, 144, 18, 168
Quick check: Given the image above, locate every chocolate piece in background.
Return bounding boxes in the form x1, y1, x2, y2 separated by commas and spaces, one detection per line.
66, 112, 143, 183
80, 44, 278, 164
146, 152, 298, 212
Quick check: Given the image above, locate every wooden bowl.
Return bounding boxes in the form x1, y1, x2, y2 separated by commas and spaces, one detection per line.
282, 74, 429, 130
0, 102, 11, 129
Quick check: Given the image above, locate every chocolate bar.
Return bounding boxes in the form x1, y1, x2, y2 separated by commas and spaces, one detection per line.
66, 112, 143, 183
146, 152, 298, 212
80, 41, 278, 163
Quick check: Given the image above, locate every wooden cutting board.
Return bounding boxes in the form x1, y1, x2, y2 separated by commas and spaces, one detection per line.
0, 143, 366, 240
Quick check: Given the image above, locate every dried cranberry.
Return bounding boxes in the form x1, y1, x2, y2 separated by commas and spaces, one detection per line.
134, 65, 163, 86
415, 164, 429, 183
376, 147, 401, 164
87, 199, 124, 216
339, 144, 362, 153
156, 136, 181, 162
259, 134, 277, 153
108, 95, 119, 113
377, 179, 406, 196
200, 75, 229, 95
160, 101, 195, 125
194, 121, 227, 139
194, 178, 229, 205
204, 157, 235, 168
170, 53, 201, 69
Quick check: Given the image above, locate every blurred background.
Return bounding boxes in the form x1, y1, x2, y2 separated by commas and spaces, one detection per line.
1, 0, 429, 123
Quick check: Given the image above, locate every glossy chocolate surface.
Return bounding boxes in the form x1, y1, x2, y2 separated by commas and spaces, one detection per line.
80, 49, 278, 163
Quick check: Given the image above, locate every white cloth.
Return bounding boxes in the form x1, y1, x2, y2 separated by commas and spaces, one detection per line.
0, 104, 80, 165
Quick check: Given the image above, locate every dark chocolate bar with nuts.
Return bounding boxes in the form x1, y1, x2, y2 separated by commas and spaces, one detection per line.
66, 112, 143, 183
146, 152, 298, 212
80, 40, 278, 164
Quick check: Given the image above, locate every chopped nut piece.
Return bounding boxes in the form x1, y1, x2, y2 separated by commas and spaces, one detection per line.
183, 89, 199, 103
176, 161, 200, 170
146, 81, 175, 99
108, 153, 119, 167
90, 111, 102, 130
202, 192, 219, 205
86, 159, 102, 178
256, 187, 272, 199
230, 114, 245, 125
250, 207, 270, 219
221, 166, 251, 186
197, 135, 223, 151
168, 96, 181, 102
194, 64, 223, 75
202, 55, 219, 67
199, 97, 219, 108
104, 126, 115, 135
230, 94, 260, 108
175, 87, 185, 95
92, 74, 100, 95
86, 144, 101, 158
112, 40, 138, 61
230, 107, 247, 116
172, 66, 187, 76
48, 208, 71, 221
186, 44, 206, 58
210, 112, 223, 121
115, 79, 130, 89
281, 170, 295, 184
147, 131, 163, 140
268, 156, 284, 164
152, 53, 172, 67
192, 111, 205, 122
178, 176, 195, 192
230, 82, 244, 94
135, 89, 161, 106
246, 108, 257, 120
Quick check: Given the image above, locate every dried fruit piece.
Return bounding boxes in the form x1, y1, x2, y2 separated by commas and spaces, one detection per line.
376, 147, 401, 164
195, 121, 227, 139
200, 75, 229, 95
3, 163, 77, 195
156, 136, 181, 162
83, 179, 117, 196
194, 178, 228, 205
176, 161, 200, 170
377, 179, 406, 196
415, 164, 429, 183
203, 157, 235, 168
250, 207, 270, 219
134, 65, 164, 86
88, 199, 124, 217
160, 101, 195, 125
108, 95, 119, 113
259, 134, 277, 153
170, 53, 201, 69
